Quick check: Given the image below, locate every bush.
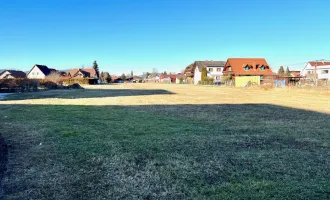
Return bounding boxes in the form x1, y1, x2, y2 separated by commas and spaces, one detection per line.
0, 79, 38, 92
62, 78, 96, 85
39, 80, 58, 89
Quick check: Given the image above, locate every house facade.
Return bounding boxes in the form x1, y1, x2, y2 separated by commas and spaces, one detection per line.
0, 70, 26, 79
222, 58, 274, 86
27, 65, 56, 79
193, 61, 226, 84
301, 61, 330, 80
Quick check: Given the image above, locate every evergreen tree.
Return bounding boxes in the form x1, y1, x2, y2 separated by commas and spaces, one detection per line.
100, 72, 104, 83
285, 67, 291, 76
121, 73, 126, 80
131, 70, 133, 77
93, 61, 100, 78
103, 72, 111, 83
278, 66, 285, 75
201, 67, 207, 81
163, 71, 167, 75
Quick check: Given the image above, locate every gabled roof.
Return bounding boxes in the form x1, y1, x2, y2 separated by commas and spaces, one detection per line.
195, 61, 226, 71
27, 64, 56, 76
308, 61, 330, 66
0, 70, 27, 78
69, 68, 98, 78
224, 58, 273, 75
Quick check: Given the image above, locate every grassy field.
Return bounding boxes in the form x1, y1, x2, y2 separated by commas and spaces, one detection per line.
0, 84, 330, 199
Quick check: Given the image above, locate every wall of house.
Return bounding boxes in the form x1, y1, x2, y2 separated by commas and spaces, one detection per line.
206, 67, 224, 82
301, 64, 330, 80
194, 68, 201, 84
27, 66, 46, 79
0, 71, 10, 79
235, 76, 260, 87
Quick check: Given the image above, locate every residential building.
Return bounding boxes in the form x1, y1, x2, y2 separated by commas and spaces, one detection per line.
27, 64, 57, 79
0, 70, 26, 79
301, 61, 330, 80
193, 61, 226, 84
222, 58, 274, 87
68, 68, 99, 79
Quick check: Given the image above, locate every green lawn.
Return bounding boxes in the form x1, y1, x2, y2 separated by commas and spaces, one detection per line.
0, 98, 330, 199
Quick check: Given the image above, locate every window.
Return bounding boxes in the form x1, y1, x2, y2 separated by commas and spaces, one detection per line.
307, 71, 313, 74
260, 65, 265, 71
37, 72, 39, 75
321, 70, 329, 74
208, 68, 213, 72
228, 67, 232, 71
244, 65, 249, 71
217, 68, 221, 72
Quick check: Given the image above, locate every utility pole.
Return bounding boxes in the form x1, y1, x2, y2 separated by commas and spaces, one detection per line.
314, 59, 325, 87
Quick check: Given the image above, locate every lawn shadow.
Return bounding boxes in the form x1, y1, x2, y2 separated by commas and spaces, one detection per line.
1, 89, 175, 100
0, 103, 329, 199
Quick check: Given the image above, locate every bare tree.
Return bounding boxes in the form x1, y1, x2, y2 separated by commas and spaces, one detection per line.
46, 71, 61, 84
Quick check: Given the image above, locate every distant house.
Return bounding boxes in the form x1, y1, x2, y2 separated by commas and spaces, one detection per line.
27, 64, 57, 79
113, 78, 124, 83
289, 71, 301, 77
0, 70, 26, 79
176, 73, 184, 84
301, 61, 330, 80
222, 58, 274, 87
159, 74, 171, 83
145, 74, 160, 83
193, 61, 226, 84
68, 68, 99, 79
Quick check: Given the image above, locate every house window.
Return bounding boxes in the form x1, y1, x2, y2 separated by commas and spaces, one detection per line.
208, 68, 213, 72
260, 66, 265, 71
307, 71, 313, 74
244, 65, 249, 71
228, 66, 232, 71
37, 72, 39, 75
217, 68, 221, 72
321, 70, 329, 74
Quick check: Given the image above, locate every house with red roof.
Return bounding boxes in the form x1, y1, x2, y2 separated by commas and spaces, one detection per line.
68, 68, 99, 79
222, 58, 274, 86
301, 61, 330, 80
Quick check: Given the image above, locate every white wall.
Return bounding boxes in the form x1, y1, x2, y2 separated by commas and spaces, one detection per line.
207, 67, 224, 81
27, 66, 46, 79
194, 68, 201, 84
301, 63, 330, 80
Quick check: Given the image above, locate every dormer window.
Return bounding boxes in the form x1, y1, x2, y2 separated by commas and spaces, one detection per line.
244, 65, 249, 71
260, 65, 265, 71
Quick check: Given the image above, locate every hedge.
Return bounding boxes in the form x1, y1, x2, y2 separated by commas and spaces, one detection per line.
61, 78, 98, 85
0, 79, 38, 92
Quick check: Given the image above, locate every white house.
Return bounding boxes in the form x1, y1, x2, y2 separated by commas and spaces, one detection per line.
193, 61, 226, 84
27, 64, 57, 79
0, 70, 26, 79
301, 61, 330, 80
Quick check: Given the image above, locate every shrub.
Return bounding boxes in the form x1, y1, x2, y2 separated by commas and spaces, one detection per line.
0, 79, 38, 92
62, 78, 96, 85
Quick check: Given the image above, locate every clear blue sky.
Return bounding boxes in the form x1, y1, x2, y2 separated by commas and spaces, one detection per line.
1, 0, 329, 75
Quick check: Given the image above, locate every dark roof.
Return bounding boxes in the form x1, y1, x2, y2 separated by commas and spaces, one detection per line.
0, 70, 27, 78
195, 61, 226, 71
6, 70, 27, 78
28, 65, 55, 76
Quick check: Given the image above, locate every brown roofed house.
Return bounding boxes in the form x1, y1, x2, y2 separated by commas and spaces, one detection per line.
223, 58, 273, 76
68, 68, 99, 79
